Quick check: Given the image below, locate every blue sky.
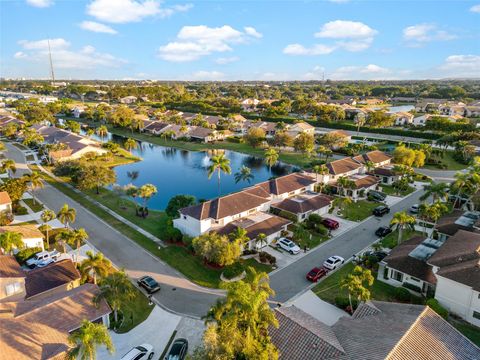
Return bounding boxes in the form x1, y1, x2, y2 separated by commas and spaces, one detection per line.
1, 0, 479, 80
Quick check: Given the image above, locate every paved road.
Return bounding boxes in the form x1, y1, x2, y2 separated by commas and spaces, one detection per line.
269, 188, 425, 303
4, 143, 222, 318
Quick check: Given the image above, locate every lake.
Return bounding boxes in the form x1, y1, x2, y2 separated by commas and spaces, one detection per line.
84, 131, 296, 209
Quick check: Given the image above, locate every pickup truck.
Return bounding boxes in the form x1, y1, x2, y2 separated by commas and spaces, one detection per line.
26, 250, 60, 269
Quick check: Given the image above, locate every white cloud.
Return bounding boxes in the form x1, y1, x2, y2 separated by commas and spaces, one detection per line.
191, 71, 225, 80
438, 55, 480, 77
244, 26, 262, 38
403, 23, 457, 46
16, 38, 127, 69
158, 25, 261, 62
284, 20, 377, 56
470, 4, 480, 12
86, 0, 192, 24
303, 65, 325, 80
80, 21, 117, 34
330, 64, 391, 80
215, 56, 239, 64
283, 43, 335, 55
26, 0, 54, 8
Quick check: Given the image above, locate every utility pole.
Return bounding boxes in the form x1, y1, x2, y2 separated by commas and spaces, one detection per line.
48, 39, 55, 85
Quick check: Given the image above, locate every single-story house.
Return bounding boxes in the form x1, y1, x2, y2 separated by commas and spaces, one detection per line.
271, 192, 333, 222
144, 121, 169, 135
325, 158, 362, 183
120, 96, 137, 104
331, 174, 380, 201
0, 255, 25, 300
390, 111, 414, 126
0, 224, 44, 251
352, 150, 392, 169
0, 191, 12, 216
369, 166, 403, 185
241, 98, 260, 112
287, 122, 315, 137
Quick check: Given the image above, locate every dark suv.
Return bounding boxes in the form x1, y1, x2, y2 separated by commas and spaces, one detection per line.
166, 339, 188, 360
373, 205, 390, 217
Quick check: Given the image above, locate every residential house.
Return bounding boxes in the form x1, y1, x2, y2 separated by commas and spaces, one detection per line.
270, 193, 333, 222
331, 174, 380, 201
352, 150, 392, 170
413, 114, 465, 127
0, 114, 25, 131
439, 102, 466, 116
465, 103, 480, 117
415, 100, 444, 113
25, 259, 81, 301
325, 157, 362, 183
369, 165, 402, 185
435, 210, 478, 241
187, 127, 232, 143
390, 111, 414, 126
286, 121, 315, 138
0, 224, 44, 251
241, 98, 260, 112
38, 96, 58, 104
0, 191, 12, 216
72, 106, 86, 119
260, 121, 278, 137
0, 283, 111, 360
120, 95, 137, 104
143, 121, 169, 135
0, 255, 25, 300
270, 301, 480, 360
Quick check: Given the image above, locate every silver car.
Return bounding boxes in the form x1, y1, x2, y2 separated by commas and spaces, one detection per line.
276, 238, 301, 255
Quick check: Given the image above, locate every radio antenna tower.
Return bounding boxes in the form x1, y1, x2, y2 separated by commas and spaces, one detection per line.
47, 39, 55, 85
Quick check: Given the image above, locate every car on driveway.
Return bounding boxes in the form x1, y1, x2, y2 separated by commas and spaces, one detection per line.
276, 238, 301, 254
306, 267, 328, 282
323, 255, 345, 270
368, 190, 387, 202
166, 338, 188, 360
322, 218, 340, 230
121, 344, 154, 360
137, 275, 161, 294
375, 226, 392, 237
409, 204, 419, 214
373, 205, 390, 217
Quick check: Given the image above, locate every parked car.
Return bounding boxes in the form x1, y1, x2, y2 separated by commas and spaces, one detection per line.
323, 255, 345, 270
409, 204, 419, 214
368, 190, 387, 202
121, 344, 154, 360
373, 205, 390, 217
322, 218, 340, 230
166, 338, 188, 360
375, 226, 392, 237
35, 258, 55, 268
306, 267, 328, 282
276, 238, 301, 255
26, 250, 60, 269
137, 275, 161, 294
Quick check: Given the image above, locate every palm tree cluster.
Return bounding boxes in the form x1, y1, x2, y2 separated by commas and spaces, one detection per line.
450, 159, 480, 210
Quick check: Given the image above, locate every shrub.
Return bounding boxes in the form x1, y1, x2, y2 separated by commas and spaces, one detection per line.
277, 210, 298, 223
222, 262, 244, 279
335, 296, 358, 310
165, 194, 196, 218
192, 232, 241, 266
0, 212, 13, 226
426, 299, 449, 319
242, 249, 258, 256
15, 247, 42, 264
258, 251, 276, 264
402, 282, 422, 293
14, 206, 28, 215
163, 226, 183, 242
394, 287, 411, 302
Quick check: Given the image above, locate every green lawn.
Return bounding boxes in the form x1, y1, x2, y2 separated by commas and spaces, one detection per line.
381, 184, 415, 197
23, 198, 44, 213
380, 229, 421, 249
313, 262, 423, 305
114, 285, 154, 333
338, 200, 379, 222
451, 320, 480, 347
422, 151, 468, 171
288, 224, 329, 249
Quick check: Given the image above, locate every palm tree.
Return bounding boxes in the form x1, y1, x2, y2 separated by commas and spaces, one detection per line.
126, 171, 139, 183
137, 184, 157, 217
207, 154, 232, 196
264, 148, 279, 171
364, 160, 375, 174
340, 265, 374, 313
130, 117, 143, 133
67, 319, 114, 360
390, 211, 416, 246
161, 130, 176, 143
420, 182, 449, 203
124, 138, 137, 152
57, 203, 76, 229
255, 233, 268, 249
96, 125, 108, 139
234, 166, 254, 184
86, 128, 95, 138
337, 176, 355, 197
70, 228, 89, 264
23, 171, 43, 205
0, 231, 24, 254
79, 251, 112, 284
331, 196, 352, 216
1, 159, 16, 177
312, 164, 329, 184
57, 229, 74, 254
40, 209, 56, 250
230, 227, 249, 246
94, 270, 135, 323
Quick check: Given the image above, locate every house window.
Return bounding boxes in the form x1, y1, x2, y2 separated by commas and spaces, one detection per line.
383, 267, 389, 280
391, 270, 403, 282
409, 276, 421, 283
5, 282, 22, 296
473, 311, 480, 320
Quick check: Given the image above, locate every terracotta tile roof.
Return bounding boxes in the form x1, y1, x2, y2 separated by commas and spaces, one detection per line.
215, 213, 291, 240
290, 122, 314, 130
0, 224, 44, 239
0, 255, 25, 278
436, 259, 480, 291
350, 175, 379, 190
270, 306, 345, 360
0, 284, 111, 360
255, 173, 316, 196
329, 130, 350, 137
370, 167, 396, 177
326, 158, 362, 175
0, 191, 12, 205
427, 230, 480, 268
353, 150, 391, 165
25, 259, 80, 299
271, 194, 333, 215
382, 235, 437, 284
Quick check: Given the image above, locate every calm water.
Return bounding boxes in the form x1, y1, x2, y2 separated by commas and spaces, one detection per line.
83, 130, 295, 209
371, 104, 415, 113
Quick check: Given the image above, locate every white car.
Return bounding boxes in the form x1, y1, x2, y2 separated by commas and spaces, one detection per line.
26, 250, 60, 269
409, 204, 419, 214
35, 258, 55, 268
323, 255, 345, 270
276, 238, 301, 255
121, 344, 154, 360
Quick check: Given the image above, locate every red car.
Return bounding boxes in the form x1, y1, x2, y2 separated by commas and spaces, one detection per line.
322, 218, 340, 230
306, 267, 328, 282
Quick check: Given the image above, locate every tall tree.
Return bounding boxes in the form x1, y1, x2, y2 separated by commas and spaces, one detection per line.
420, 182, 449, 203
137, 184, 157, 217
255, 233, 268, 249
340, 265, 374, 312
312, 164, 329, 184
123, 138, 137, 152
23, 171, 43, 205
67, 319, 114, 360
77, 164, 116, 195
229, 226, 250, 246
203, 267, 278, 360
207, 154, 231, 196
40, 209, 56, 250
57, 203, 76, 228
96, 125, 108, 139
79, 251, 112, 285
264, 147, 279, 171
0, 231, 24, 255
234, 165, 254, 184
390, 211, 416, 245
126, 171, 139, 183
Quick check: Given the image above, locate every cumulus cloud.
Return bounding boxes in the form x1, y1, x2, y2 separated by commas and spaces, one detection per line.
158, 25, 262, 62
191, 71, 225, 80
215, 56, 239, 64
403, 23, 457, 47
15, 38, 127, 69
86, 0, 192, 24
80, 21, 117, 34
470, 4, 480, 12
330, 64, 391, 80
244, 26, 262, 38
438, 55, 480, 77
284, 20, 377, 56
26, 0, 53, 8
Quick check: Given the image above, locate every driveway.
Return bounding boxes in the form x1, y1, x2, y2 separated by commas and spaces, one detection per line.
291, 290, 348, 326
